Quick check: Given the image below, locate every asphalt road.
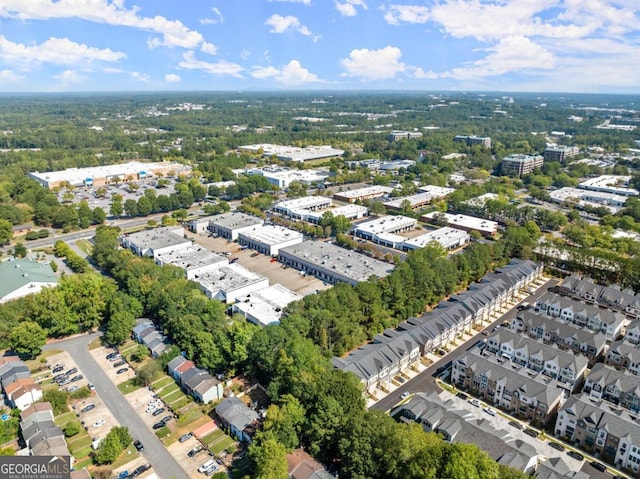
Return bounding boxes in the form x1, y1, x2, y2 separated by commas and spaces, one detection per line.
44, 332, 188, 479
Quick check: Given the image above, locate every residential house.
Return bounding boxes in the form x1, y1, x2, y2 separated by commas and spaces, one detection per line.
626, 320, 640, 345
181, 367, 223, 403
132, 318, 170, 358
19, 401, 71, 463
215, 397, 259, 443
582, 363, 640, 414
286, 448, 334, 479
512, 310, 607, 365
4, 378, 43, 410
484, 329, 588, 391
452, 350, 566, 426
557, 275, 640, 319
605, 340, 640, 376
393, 391, 539, 474
535, 456, 591, 479
167, 356, 195, 384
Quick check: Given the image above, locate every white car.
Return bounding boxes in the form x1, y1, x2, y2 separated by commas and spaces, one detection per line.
484, 407, 497, 416
468, 398, 481, 408
400, 392, 409, 400
93, 419, 105, 428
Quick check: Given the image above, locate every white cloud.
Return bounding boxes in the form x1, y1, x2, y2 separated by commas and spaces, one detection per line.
131, 71, 150, 82
251, 60, 320, 86
201, 42, 218, 55
335, 0, 368, 17
0, 35, 126, 67
264, 14, 312, 36
0, 69, 25, 82
341, 45, 405, 80
178, 51, 243, 77
383, 4, 429, 25
0, 0, 205, 49
165, 73, 181, 83
443, 37, 554, 80
268, 0, 311, 4
240, 49, 251, 60
53, 69, 87, 86
200, 7, 224, 25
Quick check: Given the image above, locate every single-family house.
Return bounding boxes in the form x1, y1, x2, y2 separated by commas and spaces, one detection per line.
215, 397, 259, 443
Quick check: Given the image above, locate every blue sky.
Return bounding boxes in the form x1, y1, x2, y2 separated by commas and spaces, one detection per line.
0, 0, 638, 93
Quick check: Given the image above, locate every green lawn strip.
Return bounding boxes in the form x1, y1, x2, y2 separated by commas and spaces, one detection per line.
119, 342, 140, 355
55, 412, 77, 427
151, 376, 174, 389
176, 406, 203, 426
72, 458, 93, 470
154, 426, 171, 440
72, 445, 93, 461
159, 383, 180, 395
201, 429, 224, 445
67, 434, 93, 451
117, 378, 142, 395
160, 390, 184, 404
88, 338, 102, 350
109, 445, 140, 470
210, 437, 235, 455
74, 239, 93, 255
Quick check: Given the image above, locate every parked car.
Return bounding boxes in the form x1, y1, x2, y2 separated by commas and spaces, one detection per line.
483, 407, 497, 416
568, 451, 586, 462
230, 258, 239, 263
70, 374, 83, 383
130, 464, 150, 478
198, 460, 215, 473
159, 415, 173, 425
81, 404, 95, 413
52, 366, 64, 374
508, 421, 523, 430
549, 441, 564, 451
93, 419, 105, 427
108, 354, 122, 362
152, 408, 165, 417
179, 432, 193, 443
133, 440, 144, 452
152, 422, 165, 430
456, 392, 468, 400
106, 352, 119, 360
250, 252, 259, 257
524, 428, 538, 438
65, 368, 78, 376
66, 386, 79, 392
400, 392, 409, 400
116, 368, 129, 375
113, 360, 126, 368
187, 445, 204, 457
468, 398, 481, 408
88, 383, 95, 390
589, 461, 606, 472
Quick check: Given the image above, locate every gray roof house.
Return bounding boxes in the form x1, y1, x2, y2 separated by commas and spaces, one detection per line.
215, 397, 259, 443
181, 367, 223, 404
582, 363, 640, 414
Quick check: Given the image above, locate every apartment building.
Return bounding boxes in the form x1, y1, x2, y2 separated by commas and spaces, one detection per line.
557, 275, 640, 320
605, 340, 640, 376
582, 363, 640, 414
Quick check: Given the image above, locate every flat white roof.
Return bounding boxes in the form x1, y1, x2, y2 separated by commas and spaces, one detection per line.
578, 175, 639, 196
238, 143, 344, 162
306, 204, 368, 221
233, 284, 302, 326
550, 187, 628, 203
334, 185, 394, 199
155, 245, 227, 271
196, 263, 268, 293
462, 193, 499, 207
121, 226, 189, 252
354, 215, 417, 235
239, 225, 303, 245
422, 212, 498, 233
246, 167, 329, 183
383, 188, 454, 208
403, 227, 469, 248
209, 212, 263, 230
29, 161, 191, 185
273, 196, 332, 211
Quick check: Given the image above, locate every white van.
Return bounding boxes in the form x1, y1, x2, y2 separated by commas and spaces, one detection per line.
198, 460, 215, 473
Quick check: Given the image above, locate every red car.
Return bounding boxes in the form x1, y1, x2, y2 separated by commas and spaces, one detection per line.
270, 258, 278, 263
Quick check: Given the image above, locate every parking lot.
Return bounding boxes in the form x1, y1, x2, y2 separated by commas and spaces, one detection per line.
90, 345, 136, 385
69, 394, 120, 443
125, 387, 177, 433
42, 350, 91, 392
190, 233, 331, 296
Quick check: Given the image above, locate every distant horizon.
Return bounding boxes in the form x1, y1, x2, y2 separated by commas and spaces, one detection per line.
0, 1, 638, 94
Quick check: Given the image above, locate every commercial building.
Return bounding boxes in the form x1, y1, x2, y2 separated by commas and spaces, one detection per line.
578, 175, 639, 197
543, 145, 580, 163
333, 185, 394, 203
501, 154, 544, 176
278, 240, 394, 286
120, 226, 191, 258
388, 131, 423, 142
28, 160, 191, 189
237, 225, 304, 256
383, 186, 454, 211
305, 204, 369, 224
237, 143, 344, 162
243, 166, 330, 188
272, 196, 332, 218
196, 263, 269, 303
453, 135, 492, 148
188, 216, 218, 235
208, 212, 264, 241
352, 215, 417, 248
155, 245, 227, 279
403, 227, 470, 251
421, 211, 499, 237
549, 187, 628, 212
232, 284, 303, 327
0, 258, 58, 304
452, 350, 566, 426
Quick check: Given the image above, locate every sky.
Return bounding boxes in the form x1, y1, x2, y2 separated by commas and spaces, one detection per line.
0, 0, 639, 94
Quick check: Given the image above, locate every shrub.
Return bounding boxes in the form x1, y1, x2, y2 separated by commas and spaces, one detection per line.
64, 420, 82, 437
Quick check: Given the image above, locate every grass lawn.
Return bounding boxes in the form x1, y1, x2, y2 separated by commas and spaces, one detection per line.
88, 337, 103, 350
151, 376, 174, 389
176, 405, 203, 426
210, 437, 235, 455
161, 390, 184, 404
119, 341, 139, 355
73, 458, 93, 470
110, 445, 140, 470
202, 429, 224, 445
154, 426, 171, 440
158, 383, 179, 396
68, 434, 93, 452
55, 412, 77, 427
171, 397, 191, 411
75, 239, 93, 255
118, 378, 142, 395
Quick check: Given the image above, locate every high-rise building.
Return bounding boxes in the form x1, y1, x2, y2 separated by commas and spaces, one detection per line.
501, 154, 544, 176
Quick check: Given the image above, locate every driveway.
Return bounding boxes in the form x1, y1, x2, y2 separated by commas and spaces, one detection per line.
43, 332, 188, 479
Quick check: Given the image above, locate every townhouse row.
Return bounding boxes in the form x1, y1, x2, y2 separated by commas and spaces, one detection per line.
332, 259, 543, 394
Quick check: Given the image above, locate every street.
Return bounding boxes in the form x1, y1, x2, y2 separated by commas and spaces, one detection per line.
43, 332, 188, 479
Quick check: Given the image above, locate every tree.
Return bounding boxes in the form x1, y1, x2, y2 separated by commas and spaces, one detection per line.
13, 242, 27, 258
0, 218, 12, 245
124, 199, 138, 217
110, 194, 123, 217
92, 207, 106, 225
136, 360, 161, 386
9, 321, 46, 358
95, 426, 131, 465
64, 420, 82, 437
42, 389, 69, 415
249, 436, 288, 479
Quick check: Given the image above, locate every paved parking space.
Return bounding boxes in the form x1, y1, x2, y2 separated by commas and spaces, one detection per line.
125, 388, 174, 431
70, 395, 119, 443
89, 345, 136, 385
169, 435, 211, 478
43, 350, 91, 391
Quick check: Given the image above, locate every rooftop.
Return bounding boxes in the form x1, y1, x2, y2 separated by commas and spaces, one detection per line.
208, 212, 263, 230
0, 258, 57, 300
233, 284, 303, 326
239, 224, 304, 245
